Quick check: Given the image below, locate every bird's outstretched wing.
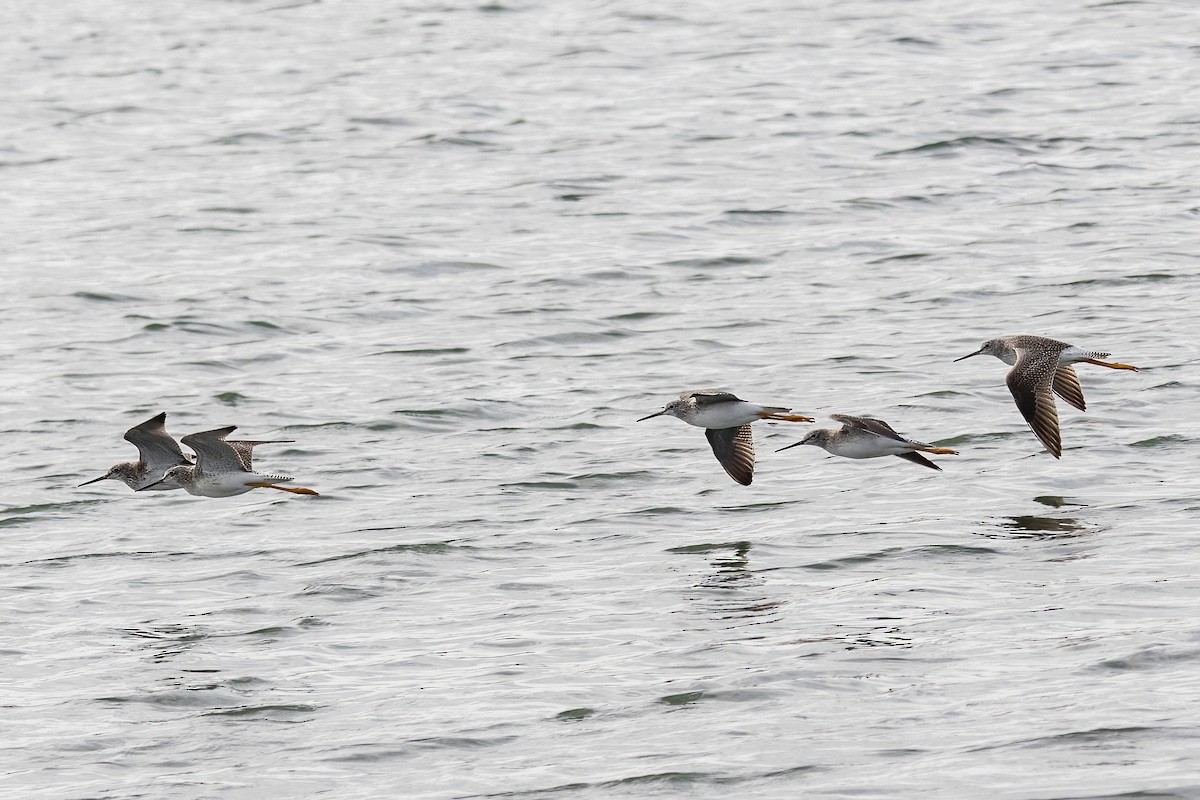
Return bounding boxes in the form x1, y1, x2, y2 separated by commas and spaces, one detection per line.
1052, 365, 1087, 412
830, 414, 907, 443
124, 412, 189, 474
689, 390, 744, 406
1006, 350, 1062, 458
705, 425, 755, 485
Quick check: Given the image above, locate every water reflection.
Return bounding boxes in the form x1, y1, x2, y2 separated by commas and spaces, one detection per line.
1002, 515, 1087, 536
667, 540, 783, 625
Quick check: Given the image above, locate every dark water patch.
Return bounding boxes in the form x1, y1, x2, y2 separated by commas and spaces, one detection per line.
867, 252, 933, 264
665, 255, 768, 269
969, 725, 1185, 753
293, 542, 457, 567
723, 207, 791, 216
417, 134, 496, 148
714, 499, 805, 513
801, 543, 998, 571
1000, 515, 1087, 536
178, 226, 248, 234
24, 549, 178, 567
605, 310, 675, 321
5, 499, 107, 516
496, 329, 630, 348
940, 430, 1020, 447
99, 690, 243, 709
204, 704, 318, 719
879, 135, 1071, 157
1093, 646, 1200, 672
568, 471, 651, 483
214, 391, 248, 405
295, 584, 385, 600
72, 290, 144, 304
210, 132, 280, 145
1050, 790, 1200, 800
370, 347, 471, 356
499, 481, 578, 490
0, 156, 64, 168
842, 196, 897, 210
659, 691, 705, 706
1033, 495, 1083, 508
323, 746, 411, 762
915, 389, 971, 398
667, 540, 752, 555
198, 206, 257, 214
386, 260, 504, 277
1130, 434, 1188, 447
553, 707, 595, 722
281, 421, 366, 432
412, 735, 518, 749
354, 234, 414, 249
347, 116, 412, 127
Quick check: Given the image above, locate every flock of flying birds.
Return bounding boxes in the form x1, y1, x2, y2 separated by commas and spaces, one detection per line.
638, 335, 1139, 485
78, 335, 1138, 497
79, 414, 319, 498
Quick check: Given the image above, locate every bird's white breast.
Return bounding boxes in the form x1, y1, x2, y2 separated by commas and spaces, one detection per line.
683, 401, 763, 429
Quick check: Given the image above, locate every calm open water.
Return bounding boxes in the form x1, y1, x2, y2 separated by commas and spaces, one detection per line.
3, 1, 1200, 798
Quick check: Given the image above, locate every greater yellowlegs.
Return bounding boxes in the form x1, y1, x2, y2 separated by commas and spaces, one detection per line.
777, 414, 958, 470
954, 335, 1138, 458
139, 426, 317, 497
637, 390, 813, 485
78, 412, 291, 491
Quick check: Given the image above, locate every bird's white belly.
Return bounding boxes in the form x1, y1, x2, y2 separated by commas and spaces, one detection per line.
827, 436, 909, 459
686, 402, 763, 429
186, 472, 256, 497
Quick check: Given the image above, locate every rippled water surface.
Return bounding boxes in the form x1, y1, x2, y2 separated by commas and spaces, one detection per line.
4, 1, 1200, 798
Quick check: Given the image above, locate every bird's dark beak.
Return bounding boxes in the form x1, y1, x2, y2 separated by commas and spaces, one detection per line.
775, 440, 805, 452
636, 409, 666, 422
137, 479, 166, 492
78, 475, 107, 487
953, 347, 986, 363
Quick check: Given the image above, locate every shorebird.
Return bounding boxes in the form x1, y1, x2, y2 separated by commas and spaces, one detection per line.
637, 390, 813, 485
777, 414, 958, 470
78, 412, 291, 491
139, 426, 318, 497
954, 335, 1138, 458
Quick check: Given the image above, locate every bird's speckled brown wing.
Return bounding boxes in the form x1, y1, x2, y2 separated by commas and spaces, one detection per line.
1006, 350, 1062, 458
830, 414, 908, 443
690, 390, 743, 406
705, 425, 755, 485
1052, 365, 1087, 412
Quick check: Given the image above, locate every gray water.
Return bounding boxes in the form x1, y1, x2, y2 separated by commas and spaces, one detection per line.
3, 1, 1200, 798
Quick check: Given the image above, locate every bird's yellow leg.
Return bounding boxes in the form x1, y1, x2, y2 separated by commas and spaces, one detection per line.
920, 446, 959, 455
758, 412, 815, 422
1084, 358, 1139, 372
246, 481, 320, 495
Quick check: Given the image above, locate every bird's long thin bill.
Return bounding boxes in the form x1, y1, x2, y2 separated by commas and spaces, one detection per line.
952, 349, 984, 362
77, 476, 106, 487
636, 410, 666, 422
137, 479, 166, 491
775, 441, 804, 452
